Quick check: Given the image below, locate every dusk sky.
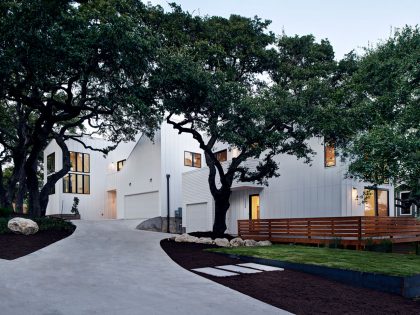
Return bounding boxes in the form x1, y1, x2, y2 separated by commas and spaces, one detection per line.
146, 0, 420, 59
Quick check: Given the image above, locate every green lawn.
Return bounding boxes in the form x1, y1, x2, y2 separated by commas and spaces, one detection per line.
209, 245, 420, 277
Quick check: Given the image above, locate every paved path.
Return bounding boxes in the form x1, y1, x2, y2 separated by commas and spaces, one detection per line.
0, 220, 289, 315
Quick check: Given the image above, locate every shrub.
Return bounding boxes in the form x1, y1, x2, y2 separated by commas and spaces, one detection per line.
0, 207, 13, 217
365, 238, 393, 253
70, 197, 80, 215
328, 237, 343, 249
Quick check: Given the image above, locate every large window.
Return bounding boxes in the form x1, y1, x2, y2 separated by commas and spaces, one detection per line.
184, 151, 201, 168
324, 141, 336, 167
117, 159, 126, 171
69, 152, 90, 173
214, 149, 227, 162
63, 174, 90, 194
364, 188, 389, 217
64, 151, 90, 194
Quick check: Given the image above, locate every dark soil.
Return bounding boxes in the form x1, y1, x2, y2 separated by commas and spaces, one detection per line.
0, 229, 74, 260
161, 239, 420, 315
188, 231, 235, 241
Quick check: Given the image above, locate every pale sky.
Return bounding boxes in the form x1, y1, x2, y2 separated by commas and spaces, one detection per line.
146, 0, 420, 60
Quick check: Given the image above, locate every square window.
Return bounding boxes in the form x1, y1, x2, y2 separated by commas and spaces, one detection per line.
47, 153, 55, 175
193, 153, 201, 168
214, 149, 227, 162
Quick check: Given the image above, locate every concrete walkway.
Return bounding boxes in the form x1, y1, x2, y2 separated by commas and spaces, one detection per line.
0, 220, 289, 315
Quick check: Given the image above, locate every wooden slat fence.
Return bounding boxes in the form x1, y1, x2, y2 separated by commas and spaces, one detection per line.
238, 216, 420, 248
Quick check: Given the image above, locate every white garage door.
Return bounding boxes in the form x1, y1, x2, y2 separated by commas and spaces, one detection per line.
124, 191, 159, 219
186, 202, 210, 233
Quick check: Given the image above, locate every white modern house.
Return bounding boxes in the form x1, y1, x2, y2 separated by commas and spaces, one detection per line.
44, 122, 395, 234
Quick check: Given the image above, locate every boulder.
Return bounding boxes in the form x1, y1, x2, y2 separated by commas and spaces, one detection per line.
8, 218, 39, 235
244, 239, 258, 247
214, 238, 231, 247
257, 240, 272, 247
230, 237, 245, 247
197, 237, 214, 245
174, 234, 189, 242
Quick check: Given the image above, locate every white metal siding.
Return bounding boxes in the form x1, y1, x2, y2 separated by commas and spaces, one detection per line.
124, 191, 159, 219
186, 203, 210, 233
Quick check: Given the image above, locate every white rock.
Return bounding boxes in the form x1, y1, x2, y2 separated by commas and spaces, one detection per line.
244, 239, 258, 247
230, 237, 245, 247
174, 234, 189, 242
8, 218, 39, 235
214, 238, 231, 247
257, 240, 272, 247
185, 235, 199, 243
197, 237, 214, 244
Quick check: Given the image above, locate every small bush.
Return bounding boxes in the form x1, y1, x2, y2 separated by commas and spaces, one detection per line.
365, 238, 393, 253
0, 207, 13, 217
328, 237, 343, 249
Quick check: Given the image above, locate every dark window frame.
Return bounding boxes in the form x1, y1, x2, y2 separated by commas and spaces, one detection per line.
324, 141, 336, 167
214, 149, 228, 163
117, 159, 126, 172
184, 151, 202, 168
63, 173, 90, 194
249, 194, 260, 220
399, 191, 413, 215
47, 153, 55, 175
67, 151, 90, 173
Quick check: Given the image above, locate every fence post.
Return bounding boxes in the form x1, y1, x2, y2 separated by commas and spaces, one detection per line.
238, 220, 240, 238
357, 217, 362, 250
308, 219, 311, 239
268, 220, 272, 241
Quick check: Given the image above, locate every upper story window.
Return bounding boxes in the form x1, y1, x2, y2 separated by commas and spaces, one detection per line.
324, 141, 336, 167
69, 151, 90, 173
117, 159, 126, 171
214, 149, 227, 162
184, 151, 201, 168
63, 151, 90, 194
47, 153, 55, 175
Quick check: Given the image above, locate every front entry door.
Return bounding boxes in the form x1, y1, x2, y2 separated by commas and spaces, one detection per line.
249, 194, 260, 220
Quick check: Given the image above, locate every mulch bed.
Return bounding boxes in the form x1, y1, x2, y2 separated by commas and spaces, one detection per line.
161, 238, 420, 315
0, 229, 74, 260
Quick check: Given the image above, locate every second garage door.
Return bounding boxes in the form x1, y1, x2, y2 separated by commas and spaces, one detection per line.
124, 191, 159, 219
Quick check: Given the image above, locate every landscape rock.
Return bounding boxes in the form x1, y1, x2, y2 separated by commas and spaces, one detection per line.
230, 237, 245, 247
175, 233, 198, 243
7, 218, 39, 235
214, 238, 231, 247
257, 240, 272, 247
197, 237, 214, 245
244, 239, 258, 247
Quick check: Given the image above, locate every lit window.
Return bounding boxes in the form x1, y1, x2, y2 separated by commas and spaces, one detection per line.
117, 159, 126, 171
184, 151, 201, 168
324, 142, 336, 167
214, 149, 227, 162
64, 151, 90, 194
364, 188, 389, 216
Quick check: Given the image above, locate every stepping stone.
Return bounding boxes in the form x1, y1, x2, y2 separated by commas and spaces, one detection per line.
238, 263, 284, 272
192, 267, 239, 277
215, 265, 262, 274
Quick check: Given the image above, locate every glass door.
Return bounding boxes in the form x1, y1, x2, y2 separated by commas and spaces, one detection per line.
249, 194, 260, 220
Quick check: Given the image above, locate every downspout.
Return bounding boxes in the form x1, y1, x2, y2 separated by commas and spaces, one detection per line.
166, 174, 170, 233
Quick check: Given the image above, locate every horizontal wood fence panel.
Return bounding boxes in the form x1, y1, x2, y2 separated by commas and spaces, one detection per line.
238, 216, 420, 248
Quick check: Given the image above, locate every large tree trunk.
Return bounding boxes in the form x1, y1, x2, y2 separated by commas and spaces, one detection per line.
212, 188, 232, 236
26, 158, 42, 217
14, 170, 26, 213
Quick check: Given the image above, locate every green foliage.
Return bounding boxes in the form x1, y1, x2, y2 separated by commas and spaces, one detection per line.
328, 237, 343, 249
0, 207, 13, 217
365, 238, 393, 253
337, 26, 420, 209
33, 217, 75, 232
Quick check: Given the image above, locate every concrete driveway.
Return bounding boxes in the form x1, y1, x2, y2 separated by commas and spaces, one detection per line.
0, 220, 288, 315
